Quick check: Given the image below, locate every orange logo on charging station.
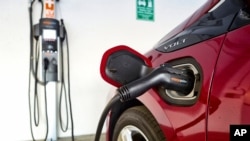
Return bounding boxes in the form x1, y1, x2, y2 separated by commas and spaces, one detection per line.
45, 0, 55, 18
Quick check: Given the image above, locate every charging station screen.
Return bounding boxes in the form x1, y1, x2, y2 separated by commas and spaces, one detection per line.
43, 29, 56, 41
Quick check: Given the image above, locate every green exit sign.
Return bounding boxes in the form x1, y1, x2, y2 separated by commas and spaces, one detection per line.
136, 0, 154, 21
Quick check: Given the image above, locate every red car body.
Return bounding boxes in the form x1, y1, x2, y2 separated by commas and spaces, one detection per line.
106, 0, 250, 140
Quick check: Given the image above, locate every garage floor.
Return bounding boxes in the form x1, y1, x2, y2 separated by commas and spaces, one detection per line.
57, 134, 105, 141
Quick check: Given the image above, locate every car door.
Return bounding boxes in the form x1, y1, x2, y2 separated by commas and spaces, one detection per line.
207, 11, 250, 140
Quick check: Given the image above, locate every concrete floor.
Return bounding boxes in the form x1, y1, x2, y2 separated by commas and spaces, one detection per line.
57, 134, 105, 141
32, 134, 105, 141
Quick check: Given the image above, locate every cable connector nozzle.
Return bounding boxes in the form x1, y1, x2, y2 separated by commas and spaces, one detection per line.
43, 58, 49, 70
117, 64, 195, 102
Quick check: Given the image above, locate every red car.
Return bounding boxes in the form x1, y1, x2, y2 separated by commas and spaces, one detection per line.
97, 0, 250, 141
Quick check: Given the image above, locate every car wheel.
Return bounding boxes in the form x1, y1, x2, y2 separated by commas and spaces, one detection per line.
112, 106, 166, 141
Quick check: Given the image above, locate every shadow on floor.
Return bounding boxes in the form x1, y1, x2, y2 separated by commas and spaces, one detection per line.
58, 134, 105, 141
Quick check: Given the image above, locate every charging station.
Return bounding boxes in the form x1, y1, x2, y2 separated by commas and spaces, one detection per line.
28, 0, 74, 140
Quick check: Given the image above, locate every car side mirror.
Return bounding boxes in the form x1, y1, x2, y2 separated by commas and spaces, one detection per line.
100, 45, 152, 87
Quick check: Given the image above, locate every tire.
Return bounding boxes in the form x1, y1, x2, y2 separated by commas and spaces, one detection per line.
112, 106, 166, 141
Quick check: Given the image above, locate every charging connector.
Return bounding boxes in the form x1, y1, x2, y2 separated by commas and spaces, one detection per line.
43, 58, 49, 70
118, 63, 194, 102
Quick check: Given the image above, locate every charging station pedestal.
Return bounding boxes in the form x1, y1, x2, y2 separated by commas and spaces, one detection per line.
38, 32, 61, 141
46, 82, 58, 141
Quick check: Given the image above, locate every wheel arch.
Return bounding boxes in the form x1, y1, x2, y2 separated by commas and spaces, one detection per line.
108, 99, 143, 140
108, 91, 174, 141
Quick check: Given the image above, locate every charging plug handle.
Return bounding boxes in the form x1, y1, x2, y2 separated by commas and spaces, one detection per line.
118, 63, 195, 102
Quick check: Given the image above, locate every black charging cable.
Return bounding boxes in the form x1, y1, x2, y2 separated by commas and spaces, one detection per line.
94, 94, 120, 141
28, 1, 49, 141
59, 19, 75, 141
43, 58, 50, 141
28, 43, 50, 141
94, 64, 195, 141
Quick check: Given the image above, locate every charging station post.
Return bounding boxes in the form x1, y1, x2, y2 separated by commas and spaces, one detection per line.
29, 0, 74, 140
41, 0, 59, 140
31, 0, 63, 141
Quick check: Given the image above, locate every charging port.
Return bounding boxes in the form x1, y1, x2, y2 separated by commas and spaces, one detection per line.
158, 58, 202, 106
